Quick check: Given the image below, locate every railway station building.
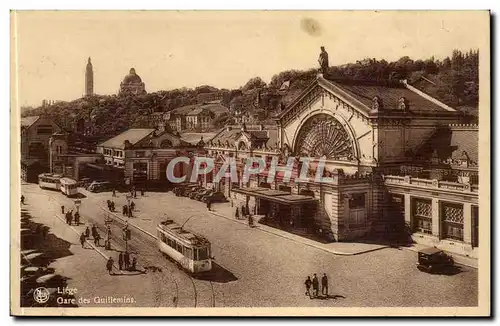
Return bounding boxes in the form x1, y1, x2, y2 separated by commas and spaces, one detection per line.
200, 73, 479, 258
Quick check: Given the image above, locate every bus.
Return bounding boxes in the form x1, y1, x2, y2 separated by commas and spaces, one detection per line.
156, 219, 212, 274
38, 173, 62, 191
60, 177, 79, 197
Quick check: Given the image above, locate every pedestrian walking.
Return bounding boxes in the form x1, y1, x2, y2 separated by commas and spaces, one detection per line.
124, 251, 130, 270
248, 214, 254, 227
85, 226, 90, 238
112, 188, 116, 197
118, 252, 124, 270
111, 201, 115, 212
131, 256, 137, 271
20, 195, 25, 205
123, 205, 128, 216
107, 200, 111, 211
74, 212, 80, 225
304, 276, 312, 298
321, 273, 328, 296
130, 201, 135, 211
106, 257, 114, 275
91, 225, 97, 239
128, 208, 133, 218
94, 232, 101, 246
80, 232, 86, 248
134, 190, 137, 198
312, 274, 319, 298
68, 212, 73, 226
206, 200, 212, 211
141, 188, 144, 196
61, 205, 65, 214
235, 207, 239, 219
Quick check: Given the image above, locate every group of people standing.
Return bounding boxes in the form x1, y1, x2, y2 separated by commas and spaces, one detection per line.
105, 252, 138, 275
304, 273, 329, 299
62, 205, 80, 226
234, 204, 256, 227
122, 201, 135, 217
107, 200, 116, 212
79, 224, 101, 248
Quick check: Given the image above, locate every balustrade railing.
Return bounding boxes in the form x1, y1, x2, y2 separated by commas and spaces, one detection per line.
384, 175, 478, 193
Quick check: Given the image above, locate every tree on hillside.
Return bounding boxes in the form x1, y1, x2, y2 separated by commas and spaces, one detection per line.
242, 77, 267, 93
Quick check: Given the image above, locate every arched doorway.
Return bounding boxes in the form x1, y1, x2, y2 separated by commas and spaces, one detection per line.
294, 113, 355, 160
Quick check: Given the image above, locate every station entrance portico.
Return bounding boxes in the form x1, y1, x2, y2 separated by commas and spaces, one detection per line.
232, 187, 318, 230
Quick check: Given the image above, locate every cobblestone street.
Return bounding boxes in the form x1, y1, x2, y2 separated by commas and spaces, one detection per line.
19, 184, 478, 307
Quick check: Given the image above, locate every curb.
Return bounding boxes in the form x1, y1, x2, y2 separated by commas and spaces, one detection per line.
208, 211, 389, 256
97, 205, 158, 240
400, 246, 478, 269
54, 213, 147, 275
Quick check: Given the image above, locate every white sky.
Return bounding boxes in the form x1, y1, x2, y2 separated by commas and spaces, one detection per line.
12, 10, 488, 107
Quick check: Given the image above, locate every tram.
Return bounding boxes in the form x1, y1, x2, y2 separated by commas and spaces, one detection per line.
156, 219, 212, 274
38, 173, 62, 191
60, 177, 79, 197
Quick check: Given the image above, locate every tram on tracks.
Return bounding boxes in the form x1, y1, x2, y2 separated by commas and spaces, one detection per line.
60, 177, 79, 197
38, 173, 62, 191
156, 219, 212, 274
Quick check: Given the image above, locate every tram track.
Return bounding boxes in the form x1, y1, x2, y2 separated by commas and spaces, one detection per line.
31, 189, 181, 307
24, 187, 217, 308
93, 200, 216, 308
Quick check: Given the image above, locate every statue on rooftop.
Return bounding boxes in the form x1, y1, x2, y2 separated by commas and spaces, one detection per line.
318, 46, 329, 74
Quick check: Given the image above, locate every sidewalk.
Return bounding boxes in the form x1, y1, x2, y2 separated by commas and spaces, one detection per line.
20, 188, 177, 307
400, 242, 478, 268
209, 203, 389, 256
83, 188, 389, 257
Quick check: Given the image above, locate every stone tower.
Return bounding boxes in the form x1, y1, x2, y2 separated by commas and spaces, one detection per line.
85, 57, 94, 96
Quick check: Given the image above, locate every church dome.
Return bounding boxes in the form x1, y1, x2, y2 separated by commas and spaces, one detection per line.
122, 68, 143, 84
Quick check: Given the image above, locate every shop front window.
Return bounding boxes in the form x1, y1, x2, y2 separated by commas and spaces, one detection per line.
441, 202, 464, 241
413, 198, 432, 234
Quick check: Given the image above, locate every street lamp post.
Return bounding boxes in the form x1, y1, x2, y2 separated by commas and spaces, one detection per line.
126, 194, 132, 217
74, 199, 81, 214
104, 215, 113, 250
122, 222, 131, 253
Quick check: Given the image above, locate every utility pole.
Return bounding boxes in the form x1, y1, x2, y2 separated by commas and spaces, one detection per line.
123, 223, 131, 253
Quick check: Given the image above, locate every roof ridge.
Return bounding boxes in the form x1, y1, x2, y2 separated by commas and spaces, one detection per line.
402, 80, 456, 112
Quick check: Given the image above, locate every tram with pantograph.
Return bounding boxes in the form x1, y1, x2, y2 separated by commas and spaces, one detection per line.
38, 173, 62, 191
156, 219, 212, 274
60, 177, 79, 197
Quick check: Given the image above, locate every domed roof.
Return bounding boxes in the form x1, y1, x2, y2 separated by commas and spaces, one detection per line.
122, 68, 143, 84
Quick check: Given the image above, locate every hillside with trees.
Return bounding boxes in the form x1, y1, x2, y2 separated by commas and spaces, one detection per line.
22, 48, 479, 141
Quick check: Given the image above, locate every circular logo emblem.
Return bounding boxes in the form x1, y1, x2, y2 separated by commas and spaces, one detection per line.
33, 287, 50, 304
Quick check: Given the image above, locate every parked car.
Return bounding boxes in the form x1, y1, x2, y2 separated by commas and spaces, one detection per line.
184, 186, 202, 197
173, 184, 193, 196
189, 188, 207, 199
79, 178, 91, 189
88, 181, 113, 193
416, 247, 454, 274
202, 191, 227, 203
194, 189, 213, 201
